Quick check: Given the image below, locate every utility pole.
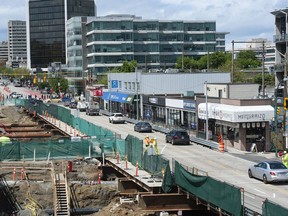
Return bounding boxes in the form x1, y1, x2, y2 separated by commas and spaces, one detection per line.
207, 50, 210, 72
182, 45, 184, 70
262, 41, 265, 97
231, 40, 234, 83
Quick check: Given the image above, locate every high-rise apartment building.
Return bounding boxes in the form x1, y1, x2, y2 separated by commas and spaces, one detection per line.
7, 20, 27, 68
85, 15, 228, 74
271, 9, 288, 82
0, 41, 8, 63
26, 0, 96, 69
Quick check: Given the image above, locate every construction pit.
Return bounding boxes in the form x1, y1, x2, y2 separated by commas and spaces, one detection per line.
0, 105, 158, 216
0, 105, 214, 216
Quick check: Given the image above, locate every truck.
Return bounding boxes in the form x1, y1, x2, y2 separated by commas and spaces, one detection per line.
85, 102, 100, 116
77, 101, 88, 112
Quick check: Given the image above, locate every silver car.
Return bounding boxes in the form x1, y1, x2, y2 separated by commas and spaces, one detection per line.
248, 161, 288, 184
109, 113, 125, 124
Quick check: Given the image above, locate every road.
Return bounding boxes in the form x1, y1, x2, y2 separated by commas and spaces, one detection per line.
80, 113, 288, 213
2, 84, 288, 212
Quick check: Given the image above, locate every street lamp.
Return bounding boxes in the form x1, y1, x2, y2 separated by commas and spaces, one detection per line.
135, 68, 139, 120
275, 77, 288, 157
205, 81, 209, 140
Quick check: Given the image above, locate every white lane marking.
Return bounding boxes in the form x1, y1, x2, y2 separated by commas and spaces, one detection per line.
245, 193, 256, 199
254, 188, 266, 195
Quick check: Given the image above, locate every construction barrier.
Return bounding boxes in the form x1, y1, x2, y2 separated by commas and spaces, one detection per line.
135, 162, 139, 177
218, 134, 225, 153
13, 168, 16, 181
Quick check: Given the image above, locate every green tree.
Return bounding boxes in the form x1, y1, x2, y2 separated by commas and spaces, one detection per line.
210, 52, 231, 69
48, 77, 68, 94
253, 73, 275, 86
97, 74, 108, 85
233, 71, 248, 83
236, 50, 261, 69
113, 60, 138, 72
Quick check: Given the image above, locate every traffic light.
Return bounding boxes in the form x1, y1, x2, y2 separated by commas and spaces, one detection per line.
277, 107, 281, 115
284, 98, 288, 110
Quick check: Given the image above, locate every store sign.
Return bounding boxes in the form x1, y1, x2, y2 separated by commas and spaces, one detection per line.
198, 103, 274, 123
149, 97, 158, 104
111, 80, 118, 88
93, 89, 103, 96
183, 100, 196, 111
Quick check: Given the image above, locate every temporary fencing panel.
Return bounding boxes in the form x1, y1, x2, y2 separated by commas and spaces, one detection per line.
142, 152, 169, 178
125, 135, 143, 167
162, 164, 174, 193
0, 139, 100, 161
173, 160, 242, 216
262, 199, 288, 216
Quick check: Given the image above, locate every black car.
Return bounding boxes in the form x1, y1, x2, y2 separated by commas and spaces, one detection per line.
165, 129, 190, 145
134, 121, 152, 132
69, 101, 77, 109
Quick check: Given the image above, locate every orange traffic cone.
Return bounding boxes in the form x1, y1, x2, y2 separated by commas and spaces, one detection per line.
135, 162, 139, 177
125, 155, 128, 170
116, 152, 120, 164
13, 168, 16, 181
21, 168, 25, 180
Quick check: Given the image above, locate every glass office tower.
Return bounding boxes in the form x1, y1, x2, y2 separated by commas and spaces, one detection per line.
86, 15, 228, 74
27, 0, 95, 69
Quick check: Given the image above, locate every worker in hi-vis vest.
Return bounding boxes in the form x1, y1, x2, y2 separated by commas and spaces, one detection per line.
144, 136, 150, 148
282, 151, 288, 168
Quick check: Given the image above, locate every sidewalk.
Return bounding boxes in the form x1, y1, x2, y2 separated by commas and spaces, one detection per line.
225, 145, 281, 163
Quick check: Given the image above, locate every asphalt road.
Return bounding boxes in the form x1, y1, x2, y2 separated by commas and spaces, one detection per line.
2, 84, 288, 213
80, 113, 288, 213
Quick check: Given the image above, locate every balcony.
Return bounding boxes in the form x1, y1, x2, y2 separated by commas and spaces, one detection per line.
273, 34, 288, 43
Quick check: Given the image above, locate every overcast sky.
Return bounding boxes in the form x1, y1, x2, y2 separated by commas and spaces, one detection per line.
0, 0, 287, 49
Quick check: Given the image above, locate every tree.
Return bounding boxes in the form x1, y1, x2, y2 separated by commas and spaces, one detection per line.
253, 73, 275, 86
113, 60, 138, 72
48, 77, 68, 94
236, 50, 261, 69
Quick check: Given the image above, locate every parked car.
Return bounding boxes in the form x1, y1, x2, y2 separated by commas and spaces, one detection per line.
44, 94, 61, 103
9, 92, 17, 97
248, 161, 288, 184
134, 121, 152, 132
165, 129, 190, 145
61, 97, 72, 103
86, 105, 100, 116
11, 93, 23, 99
109, 113, 125, 124
64, 101, 70, 107
69, 101, 77, 109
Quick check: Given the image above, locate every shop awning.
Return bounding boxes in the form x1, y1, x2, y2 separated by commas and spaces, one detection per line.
102, 92, 135, 104
198, 103, 274, 122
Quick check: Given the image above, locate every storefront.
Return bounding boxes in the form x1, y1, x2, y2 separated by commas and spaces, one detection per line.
166, 98, 197, 130
101, 91, 135, 115
198, 103, 274, 151
142, 95, 166, 124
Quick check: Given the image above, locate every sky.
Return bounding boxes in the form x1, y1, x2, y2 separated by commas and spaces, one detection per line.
0, 0, 287, 50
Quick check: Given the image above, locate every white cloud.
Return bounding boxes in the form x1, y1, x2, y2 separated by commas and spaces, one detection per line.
1, 0, 288, 50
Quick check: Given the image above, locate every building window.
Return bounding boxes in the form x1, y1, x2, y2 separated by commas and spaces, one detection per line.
124, 82, 127, 90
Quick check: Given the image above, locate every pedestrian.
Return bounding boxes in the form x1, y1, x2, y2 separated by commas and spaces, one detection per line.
282, 151, 288, 168
260, 136, 265, 152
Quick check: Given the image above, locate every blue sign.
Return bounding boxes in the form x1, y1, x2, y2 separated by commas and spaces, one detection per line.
102, 92, 129, 103
111, 80, 118, 88
183, 100, 196, 111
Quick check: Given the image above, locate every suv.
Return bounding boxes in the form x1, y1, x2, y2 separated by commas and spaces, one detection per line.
109, 113, 125, 124
86, 106, 100, 116
165, 129, 190, 145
